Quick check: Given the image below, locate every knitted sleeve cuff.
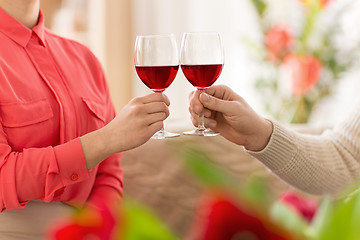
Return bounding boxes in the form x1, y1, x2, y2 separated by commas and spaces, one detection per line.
246, 121, 297, 171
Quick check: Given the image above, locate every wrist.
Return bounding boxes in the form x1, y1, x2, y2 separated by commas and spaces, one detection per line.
80, 127, 113, 169
245, 118, 273, 152
96, 125, 117, 156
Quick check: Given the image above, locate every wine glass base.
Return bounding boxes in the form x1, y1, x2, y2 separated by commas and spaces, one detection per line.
151, 130, 180, 139
183, 128, 219, 137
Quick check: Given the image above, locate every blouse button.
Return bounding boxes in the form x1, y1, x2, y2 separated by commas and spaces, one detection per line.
71, 173, 79, 181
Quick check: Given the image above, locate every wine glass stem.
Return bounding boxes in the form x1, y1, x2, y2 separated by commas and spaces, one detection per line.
159, 126, 165, 137
152, 90, 166, 137
197, 89, 206, 131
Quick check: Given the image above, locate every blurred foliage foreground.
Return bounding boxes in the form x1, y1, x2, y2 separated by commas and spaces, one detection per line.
48, 143, 360, 240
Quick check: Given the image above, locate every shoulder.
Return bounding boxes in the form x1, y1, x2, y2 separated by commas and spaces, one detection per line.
44, 28, 100, 64
44, 28, 105, 79
0, 32, 19, 60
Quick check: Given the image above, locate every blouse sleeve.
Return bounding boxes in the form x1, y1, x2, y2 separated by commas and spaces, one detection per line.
87, 153, 123, 206
247, 106, 360, 195
0, 128, 90, 212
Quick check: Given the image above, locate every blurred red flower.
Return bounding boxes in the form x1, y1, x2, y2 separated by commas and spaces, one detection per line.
48, 199, 117, 240
282, 54, 322, 96
265, 25, 294, 62
190, 191, 295, 240
279, 191, 318, 223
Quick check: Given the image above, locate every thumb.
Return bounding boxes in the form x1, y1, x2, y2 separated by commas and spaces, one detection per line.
199, 92, 232, 113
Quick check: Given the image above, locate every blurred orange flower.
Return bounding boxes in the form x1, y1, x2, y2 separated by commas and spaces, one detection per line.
265, 25, 294, 62
283, 54, 322, 96
320, 0, 331, 7
299, 0, 331, 8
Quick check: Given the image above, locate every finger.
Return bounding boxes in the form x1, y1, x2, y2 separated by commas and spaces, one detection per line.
190, 115, 198, 127
190, 115, 217, 129
189, 90, 203, 115
188, 106, 197, 117
146, 112, 168, 125
161, 93, 171, 106
205, 85, 241, 101
203, 108, 212, 118
189, 105, 200, 117
141, 92, 170, 106
203, 117, 217, 129
189, 104, 211, 120
204, 85, 229, 98
145, 102, 169, 115
199, 92, 234, 113
148, 121, 164, 134
189, 110, 199, 126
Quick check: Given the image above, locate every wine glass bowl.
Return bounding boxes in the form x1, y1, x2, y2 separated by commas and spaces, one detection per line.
135, 65, 179, 93
134, 34, 180, 139
180, 32, 224, 136
181, 64, 223, 90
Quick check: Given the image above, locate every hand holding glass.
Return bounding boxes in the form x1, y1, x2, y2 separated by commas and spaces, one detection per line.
180, 32, 224, 136
134, 34, 180, 139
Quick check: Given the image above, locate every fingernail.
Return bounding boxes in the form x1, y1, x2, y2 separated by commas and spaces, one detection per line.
201, 93, 210, 102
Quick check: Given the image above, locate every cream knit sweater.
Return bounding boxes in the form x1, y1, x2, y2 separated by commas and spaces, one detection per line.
248, 105, 360, 195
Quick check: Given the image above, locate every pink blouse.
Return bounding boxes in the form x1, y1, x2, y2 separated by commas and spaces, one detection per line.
0, 9, 123, 212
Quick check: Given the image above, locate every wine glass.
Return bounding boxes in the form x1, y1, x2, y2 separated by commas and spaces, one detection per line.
134, 34, 180, 139
180, 32, 224, 136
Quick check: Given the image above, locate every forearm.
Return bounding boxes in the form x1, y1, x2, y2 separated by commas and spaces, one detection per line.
80, 127, 115, 170
247, 121, 360, 195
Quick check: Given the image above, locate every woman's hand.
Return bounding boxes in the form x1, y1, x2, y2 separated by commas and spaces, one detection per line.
189, 85, 273, 151
105, 93, 170, 152
81, 93, 170, 169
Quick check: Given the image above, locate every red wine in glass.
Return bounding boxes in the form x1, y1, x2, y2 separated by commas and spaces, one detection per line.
134, 34, 180, 139
181, 64, 223, 89
180, 32, 224, 136
136, 65, 179, 92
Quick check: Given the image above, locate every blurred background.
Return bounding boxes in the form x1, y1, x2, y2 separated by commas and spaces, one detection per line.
40, 0, 360, 239
41, 0, 360, 130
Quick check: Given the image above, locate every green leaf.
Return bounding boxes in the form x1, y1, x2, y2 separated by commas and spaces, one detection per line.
313, 189, 360, 240
243, 177, 271, 207
250, 0, 267, 16
179, 144, 271, 208
270, 201, 308, 237
119, 197, 179, 240
317, 199, 354, 240
305, 197, 333, 239
180, 144, 235, 190
349, 194, 360, 239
